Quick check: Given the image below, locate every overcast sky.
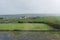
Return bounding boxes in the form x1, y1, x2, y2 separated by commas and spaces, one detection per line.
0, 0, 60, 15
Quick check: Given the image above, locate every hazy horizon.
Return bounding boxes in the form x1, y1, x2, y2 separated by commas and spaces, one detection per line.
0, 13, 60, 16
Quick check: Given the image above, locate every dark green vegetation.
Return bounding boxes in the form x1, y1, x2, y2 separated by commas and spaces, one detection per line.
0, 16, 60, 29
0, 15, 60, 40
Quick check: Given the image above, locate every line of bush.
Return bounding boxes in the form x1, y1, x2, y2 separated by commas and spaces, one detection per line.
0, 17, 60, 29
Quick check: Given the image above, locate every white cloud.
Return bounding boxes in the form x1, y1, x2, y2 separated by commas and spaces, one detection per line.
0, 0, 60, 15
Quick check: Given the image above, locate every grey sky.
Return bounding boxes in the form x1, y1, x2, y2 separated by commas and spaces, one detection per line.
0, 0, 60, 15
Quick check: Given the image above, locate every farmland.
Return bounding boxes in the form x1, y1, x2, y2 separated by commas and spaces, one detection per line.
0, 15, 60, 40
0, 23, 54, 30
0, 16, 60, 30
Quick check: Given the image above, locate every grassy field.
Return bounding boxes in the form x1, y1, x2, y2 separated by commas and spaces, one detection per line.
0, 23, 54, 30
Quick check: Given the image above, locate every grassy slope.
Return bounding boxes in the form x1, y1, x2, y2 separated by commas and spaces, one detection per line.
0, 23, 53, 30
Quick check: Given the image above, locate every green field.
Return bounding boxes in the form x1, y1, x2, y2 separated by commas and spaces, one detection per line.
0, 23, 54, 30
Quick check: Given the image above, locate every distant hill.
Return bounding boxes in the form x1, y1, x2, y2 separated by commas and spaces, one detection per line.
0, 14, 58, 18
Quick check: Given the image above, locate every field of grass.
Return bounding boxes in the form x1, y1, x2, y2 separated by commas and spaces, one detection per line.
0, 23, 54, 30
